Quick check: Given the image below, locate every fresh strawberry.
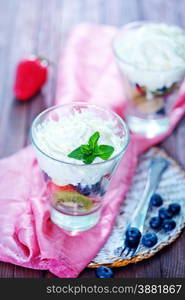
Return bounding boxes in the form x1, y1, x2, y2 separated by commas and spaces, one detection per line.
47, 182, 76, 193
59, 185, 76, 192
13, 55, 48, 100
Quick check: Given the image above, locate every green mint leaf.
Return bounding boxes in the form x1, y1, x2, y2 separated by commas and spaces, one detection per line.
67, 132, 115, 164
94, 145, 100, 156
97, 145, 114, 160
83, 155, 96, 164
68, 147, 84, 160
80, 144, 92, 155
88, 131, 100, 149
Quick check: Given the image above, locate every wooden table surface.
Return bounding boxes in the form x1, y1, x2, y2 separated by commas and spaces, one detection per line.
0, 0, 185, 278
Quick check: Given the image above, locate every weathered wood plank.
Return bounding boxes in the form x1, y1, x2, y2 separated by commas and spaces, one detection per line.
0, 0, 45, 277
0, 0, 42, 157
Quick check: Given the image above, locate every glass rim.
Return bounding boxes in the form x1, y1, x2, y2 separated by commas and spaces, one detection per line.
31, 102, 130, 167
112, 20, 185, 73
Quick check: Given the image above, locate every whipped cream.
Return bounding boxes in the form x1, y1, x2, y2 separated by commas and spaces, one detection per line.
34, 109, 126, 186
35, 110, 124, 163
114, 22, 185, 91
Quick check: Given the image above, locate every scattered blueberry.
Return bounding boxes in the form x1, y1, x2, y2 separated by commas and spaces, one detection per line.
158, 207, 173, 220
95, 266, 114, 278
168, 203, 181, 216
162, 219, 176, 232
125, 227, 141, 247
149, 216, 163, 230
150, 194, 163, 207
125, 237, 140, 248
126, 227, 141, 239
142, 233, 158, 248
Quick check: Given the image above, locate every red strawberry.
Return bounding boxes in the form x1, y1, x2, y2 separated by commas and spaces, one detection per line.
14, 55, 48, 100
135, 84, 145, 95
59, 185, 76, 192
47, 182, 76, 193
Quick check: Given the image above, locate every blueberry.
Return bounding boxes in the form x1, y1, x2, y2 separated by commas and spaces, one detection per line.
157, 86, 167, 92
162, 219, 176, 232
168, 203, 181, 216
126, 227, 141, 239
77, 183, 91, 196
149, 216, 162, 229
159, 207, 173, 220
125, 227, 141, 247
91, 181, 101, 194
95, 266, 114, 278
142, 233, 158, 247
150, 194, 163, 207
125, 236, 140, 248
156, 107, 165, 115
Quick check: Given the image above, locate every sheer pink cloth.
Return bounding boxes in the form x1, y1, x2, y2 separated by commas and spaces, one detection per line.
0, 24, 185, 277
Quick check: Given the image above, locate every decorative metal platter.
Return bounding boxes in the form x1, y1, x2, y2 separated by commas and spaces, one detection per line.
89, 147, 185, 268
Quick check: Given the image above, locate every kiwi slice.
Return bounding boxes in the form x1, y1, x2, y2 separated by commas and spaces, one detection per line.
53, 190, 93, 211
133, 95, 164, 114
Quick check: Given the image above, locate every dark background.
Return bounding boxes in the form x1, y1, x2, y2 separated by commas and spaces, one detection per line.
0, 0, 185, 278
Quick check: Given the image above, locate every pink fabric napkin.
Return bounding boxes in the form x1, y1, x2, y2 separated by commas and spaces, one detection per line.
0, 24, 185, 278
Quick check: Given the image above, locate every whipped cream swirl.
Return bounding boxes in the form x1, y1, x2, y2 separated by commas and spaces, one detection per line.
35, 110, 124, 164
114, 22, 185, 91
115, 23, 185, 71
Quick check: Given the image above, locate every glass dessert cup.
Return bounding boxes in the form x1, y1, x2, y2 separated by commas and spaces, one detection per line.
31, 103, 129, 234
113, 21, 185, 138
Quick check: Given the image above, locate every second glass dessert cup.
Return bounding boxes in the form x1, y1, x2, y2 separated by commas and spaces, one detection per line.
31, 103, 129, 234
113, 21, 185, 138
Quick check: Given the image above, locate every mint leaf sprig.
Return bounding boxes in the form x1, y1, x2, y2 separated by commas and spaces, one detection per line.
68, 131, 114, 164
